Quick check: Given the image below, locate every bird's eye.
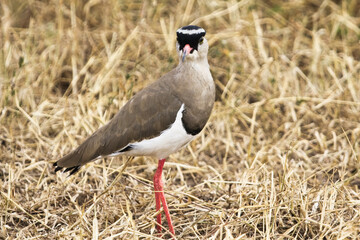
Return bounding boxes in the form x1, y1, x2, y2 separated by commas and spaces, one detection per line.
199, 38, 204, 45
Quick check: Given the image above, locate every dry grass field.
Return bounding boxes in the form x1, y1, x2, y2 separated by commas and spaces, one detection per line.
1, 0, 360, 239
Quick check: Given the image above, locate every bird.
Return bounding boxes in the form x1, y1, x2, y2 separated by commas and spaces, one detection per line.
53, 25, 215, 237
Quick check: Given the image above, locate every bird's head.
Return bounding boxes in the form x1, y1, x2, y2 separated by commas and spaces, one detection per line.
176, 25, 208, 63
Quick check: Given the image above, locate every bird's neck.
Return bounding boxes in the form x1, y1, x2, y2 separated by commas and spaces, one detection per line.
178, 57, 210, 70
176, 57, 213, 88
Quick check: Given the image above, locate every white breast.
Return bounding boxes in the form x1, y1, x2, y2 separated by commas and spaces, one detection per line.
117, 104, 195, 159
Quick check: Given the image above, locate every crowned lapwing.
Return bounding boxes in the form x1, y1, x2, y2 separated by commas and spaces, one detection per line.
53, 25, 215, 236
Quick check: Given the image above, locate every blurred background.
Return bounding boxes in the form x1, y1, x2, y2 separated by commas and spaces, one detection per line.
1, 0, 360, 239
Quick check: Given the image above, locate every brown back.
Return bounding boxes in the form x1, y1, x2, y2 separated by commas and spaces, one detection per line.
55, 63, 215, 169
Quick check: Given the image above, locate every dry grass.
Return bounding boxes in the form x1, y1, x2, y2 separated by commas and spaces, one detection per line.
1, 0, 360, 239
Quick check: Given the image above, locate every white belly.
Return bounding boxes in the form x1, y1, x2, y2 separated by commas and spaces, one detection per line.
111, 104, 195, 159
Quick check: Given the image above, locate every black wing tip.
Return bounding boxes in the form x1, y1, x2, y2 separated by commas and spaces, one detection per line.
54, 166, 63, 172
119, 145, 133, 153
53, 162, 81, 176
69, 166, 80, 175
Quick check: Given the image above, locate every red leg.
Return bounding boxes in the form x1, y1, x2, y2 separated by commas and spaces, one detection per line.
153, 158, 175, 236
159, 186, 175, 235
154, 188, 162, 232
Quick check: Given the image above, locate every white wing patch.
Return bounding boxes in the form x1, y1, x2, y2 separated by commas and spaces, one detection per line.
109, 104, 195, 159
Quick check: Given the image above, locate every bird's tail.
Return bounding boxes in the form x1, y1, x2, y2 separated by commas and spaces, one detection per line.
53, 130, 105, 175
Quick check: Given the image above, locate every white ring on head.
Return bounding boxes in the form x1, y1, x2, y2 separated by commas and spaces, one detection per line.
177, 28, 205, 35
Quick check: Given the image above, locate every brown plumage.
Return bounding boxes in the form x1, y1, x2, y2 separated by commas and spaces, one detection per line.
54, 55, 215, 175
53, 25, 214, 237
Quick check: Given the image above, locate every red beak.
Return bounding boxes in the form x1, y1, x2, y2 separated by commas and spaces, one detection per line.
182, 44, 193, 62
